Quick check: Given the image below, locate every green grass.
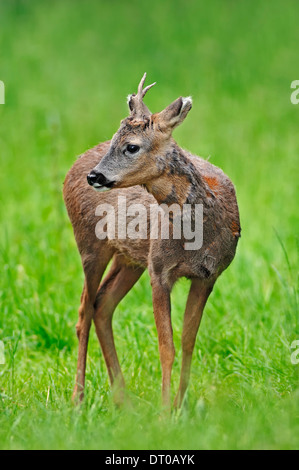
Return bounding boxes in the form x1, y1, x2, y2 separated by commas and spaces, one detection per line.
0, 0, 298, 450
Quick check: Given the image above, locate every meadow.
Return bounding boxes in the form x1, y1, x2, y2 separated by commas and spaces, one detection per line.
0, 0, 298, 449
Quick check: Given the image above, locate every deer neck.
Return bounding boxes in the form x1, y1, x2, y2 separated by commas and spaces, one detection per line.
145, 143, 205, 207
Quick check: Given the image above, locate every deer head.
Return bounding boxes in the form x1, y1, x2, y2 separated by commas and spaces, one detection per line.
87, 73, 192, 192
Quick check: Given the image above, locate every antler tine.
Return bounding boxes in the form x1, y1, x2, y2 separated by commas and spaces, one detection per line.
142, 81, 157, 98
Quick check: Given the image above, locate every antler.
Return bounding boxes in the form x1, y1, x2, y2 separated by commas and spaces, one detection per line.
137, 72, 156, 98
128, 73, 156, 118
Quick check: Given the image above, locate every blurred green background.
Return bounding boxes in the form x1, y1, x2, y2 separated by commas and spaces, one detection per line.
0, 0, 298, 449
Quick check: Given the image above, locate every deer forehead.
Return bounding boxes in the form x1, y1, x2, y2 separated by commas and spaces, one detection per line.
112, 119, 158, 148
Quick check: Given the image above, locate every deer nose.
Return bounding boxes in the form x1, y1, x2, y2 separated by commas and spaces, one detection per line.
87, 171, 107, 187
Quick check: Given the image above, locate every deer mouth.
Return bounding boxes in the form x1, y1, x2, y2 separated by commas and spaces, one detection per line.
92, 180, 115, 192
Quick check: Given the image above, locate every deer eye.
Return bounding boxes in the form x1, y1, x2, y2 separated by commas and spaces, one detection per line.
126, 144, 140, 154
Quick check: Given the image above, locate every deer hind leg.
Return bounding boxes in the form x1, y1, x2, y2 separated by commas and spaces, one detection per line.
150, 273, 174, 409
73, 250, 112, 403
93, 255, 144, 403
174, 279, 214, 409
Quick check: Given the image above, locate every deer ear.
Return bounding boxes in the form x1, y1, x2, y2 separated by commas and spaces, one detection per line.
155, 96, 192, 132
127, 94, 135, 112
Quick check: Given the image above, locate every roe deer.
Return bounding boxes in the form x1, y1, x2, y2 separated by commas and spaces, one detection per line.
63, 73, 241, 408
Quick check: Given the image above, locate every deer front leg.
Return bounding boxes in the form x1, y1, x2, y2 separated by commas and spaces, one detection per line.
174, 279, 214, 409
151, 273, 175, 409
